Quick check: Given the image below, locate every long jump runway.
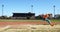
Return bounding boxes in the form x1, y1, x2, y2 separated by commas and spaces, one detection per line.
0, 22, 60, 27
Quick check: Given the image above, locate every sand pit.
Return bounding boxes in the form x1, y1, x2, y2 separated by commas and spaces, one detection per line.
0, 25, 60, 32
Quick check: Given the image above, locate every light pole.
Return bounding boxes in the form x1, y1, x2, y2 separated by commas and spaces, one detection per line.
2, 4, 4, 16
53, 5, 55, 18
31, 5, 33, 13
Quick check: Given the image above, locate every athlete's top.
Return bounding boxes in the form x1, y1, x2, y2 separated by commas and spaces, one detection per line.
43, 14, 49, 19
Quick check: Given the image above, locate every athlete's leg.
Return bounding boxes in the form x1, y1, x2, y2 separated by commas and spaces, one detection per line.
45, 18, 54, 26
45, 18, 51, 24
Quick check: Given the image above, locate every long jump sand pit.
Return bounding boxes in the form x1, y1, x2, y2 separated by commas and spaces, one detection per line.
0, 24, 60, 32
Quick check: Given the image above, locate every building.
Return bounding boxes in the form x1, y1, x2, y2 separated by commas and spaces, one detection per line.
55, 14, 60, 19
12, 12, 35, 19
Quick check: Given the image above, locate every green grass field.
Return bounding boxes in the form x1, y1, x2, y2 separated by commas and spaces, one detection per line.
51, 19, 60, 22
0, 19, 60, 22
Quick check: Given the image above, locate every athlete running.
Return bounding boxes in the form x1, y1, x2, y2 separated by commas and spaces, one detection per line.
42, 14, 54, 26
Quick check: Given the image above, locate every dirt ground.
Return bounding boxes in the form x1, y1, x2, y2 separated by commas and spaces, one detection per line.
0, 21, 60, 27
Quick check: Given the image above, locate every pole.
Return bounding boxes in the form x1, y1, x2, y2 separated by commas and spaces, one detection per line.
53, 5, 55, 18
2, 4, 4, 16
31, 5, 33, 13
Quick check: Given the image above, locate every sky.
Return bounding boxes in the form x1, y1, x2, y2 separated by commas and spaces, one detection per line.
0, 0, 60, 16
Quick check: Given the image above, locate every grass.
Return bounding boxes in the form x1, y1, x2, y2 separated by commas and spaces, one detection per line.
0, 19, 40, 22
51, 19, 60, 22
0, 19, 60, 22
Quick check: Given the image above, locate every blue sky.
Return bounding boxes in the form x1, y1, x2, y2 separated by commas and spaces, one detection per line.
0, 0, 60, 16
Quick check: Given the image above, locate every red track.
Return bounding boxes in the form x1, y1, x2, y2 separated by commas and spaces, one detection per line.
0, 22, 60, 27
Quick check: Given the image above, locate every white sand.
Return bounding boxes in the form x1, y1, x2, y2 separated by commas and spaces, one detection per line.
0, 25, 60, 32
